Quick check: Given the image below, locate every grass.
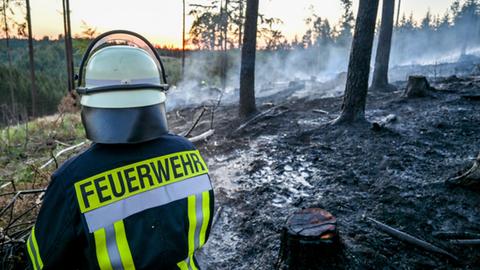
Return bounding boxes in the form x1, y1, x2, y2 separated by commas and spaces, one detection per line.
0, 113, 86, 181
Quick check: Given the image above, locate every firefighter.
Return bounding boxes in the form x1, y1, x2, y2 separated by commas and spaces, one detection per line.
26, 30, 214, 270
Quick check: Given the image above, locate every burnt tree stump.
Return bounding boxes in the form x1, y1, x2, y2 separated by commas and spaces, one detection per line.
404, 75, 434, 98
278, 208, 340, 269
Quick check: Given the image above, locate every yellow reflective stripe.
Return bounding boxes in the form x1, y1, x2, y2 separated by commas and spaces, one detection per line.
74, 150, 209, 213
30, 226, 44, 269
177, 260, 189, 270
199, 191, 210, 247
187, 195, 197, 255
189, 255, 198, 270
26, 235, 37, 270
94, 228, 113, 270
114, 220, 136, 270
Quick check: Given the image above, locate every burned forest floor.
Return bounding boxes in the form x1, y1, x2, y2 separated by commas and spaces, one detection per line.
0, 73, 479, 269
169, 76, 480, 269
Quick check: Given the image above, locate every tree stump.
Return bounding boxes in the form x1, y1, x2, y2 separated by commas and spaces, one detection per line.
279, 208, 340, 269
404, 75, 433, 98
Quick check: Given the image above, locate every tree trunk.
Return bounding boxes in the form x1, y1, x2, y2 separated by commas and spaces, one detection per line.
239, 0, 258, 118
371, 0, 396, 92
2, 0, 15, 117
182, 0, 186, 78
26, 0, 37, 117
63, 0, 74, 92
238, 0, 243, 48
395, 0, 401, 28
221, 0, 229, 90
334, 0, 380, 124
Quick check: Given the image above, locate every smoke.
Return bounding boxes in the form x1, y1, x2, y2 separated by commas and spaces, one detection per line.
166, 45, 351, 111
167, 3, 480, 111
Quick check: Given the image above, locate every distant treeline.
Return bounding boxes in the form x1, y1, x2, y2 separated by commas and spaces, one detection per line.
0, 37, 186, 124
1, 0, 479, 124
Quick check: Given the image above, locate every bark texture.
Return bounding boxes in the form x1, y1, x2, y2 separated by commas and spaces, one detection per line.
239, 0, 259, 118
334, 0, 380, 124
62, 0, 74, 92
371, 0, 396, 92
26, 0, 37, 117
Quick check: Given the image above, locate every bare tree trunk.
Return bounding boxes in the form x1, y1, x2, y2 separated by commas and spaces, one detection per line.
395, 0, 401, 28
2, 0, 15, 117
26, 0, 37, 117
182, 0, 186, 78
62, 0, 74, 91
371, 0, 396, 92
221, 0, 229, 90
238, 0, 243, 48
239, 0, 258, 118
333, 0, 380, 125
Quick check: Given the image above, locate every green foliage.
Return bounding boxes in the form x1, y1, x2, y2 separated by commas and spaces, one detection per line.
189, 0, 283, 50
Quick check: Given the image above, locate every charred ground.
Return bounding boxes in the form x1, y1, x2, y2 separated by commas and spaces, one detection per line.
169, 75, 480, 269
0, 73, 479, 269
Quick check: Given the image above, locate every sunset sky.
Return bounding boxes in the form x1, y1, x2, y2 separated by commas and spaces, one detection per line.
19, 0, 456, 48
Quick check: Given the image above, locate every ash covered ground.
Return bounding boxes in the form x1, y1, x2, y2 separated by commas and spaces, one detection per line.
168, 65, 480, 269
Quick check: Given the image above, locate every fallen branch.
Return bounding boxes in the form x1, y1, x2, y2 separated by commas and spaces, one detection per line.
40, 141, 87, 169
0, 182, 11, 190
312, 109, 329, 114
234, 106, 279, 133
446, 152, 480, 187
0, 188, 46, 198
0, 189, 46, 220
372, 114, 397, 131
54, 140, 71, 147
210, 89, 225, 129
184, 107, 208, 137
368, 217, 458, 261
450, 239, 480, 245
433, 231, 480, 239
461, 94, 480, 101
188, 129, 214, 143
176, 110, 186, 121
211, 206, 223, 228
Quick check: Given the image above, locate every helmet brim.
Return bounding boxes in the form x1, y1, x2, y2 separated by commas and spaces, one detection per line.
81, 103, 169, 144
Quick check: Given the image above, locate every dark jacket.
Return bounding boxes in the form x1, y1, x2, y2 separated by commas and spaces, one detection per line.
26, 134, 214, 270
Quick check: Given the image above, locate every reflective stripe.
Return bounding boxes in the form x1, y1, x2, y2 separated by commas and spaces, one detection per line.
85, 174, 212, 232
94, 228, 113, 270
27, 236, 38, 270
199, 191, 211, 247
177, 260, 189, 270
114, 220, 135, 270
194, 195, 203, 249
27, 226, 43, 270
184, 192, 211, 270
177, 255, 197, 270
74, 150, 208, 213
94, 221, 135, 270
187, 196, 197, 255
105, 225, 124, 269
30, 226, 43, 269
189, 255, 197, 270
27, 228, 41, 270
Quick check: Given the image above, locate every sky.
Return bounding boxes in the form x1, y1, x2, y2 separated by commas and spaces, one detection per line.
19, 0, 456, 48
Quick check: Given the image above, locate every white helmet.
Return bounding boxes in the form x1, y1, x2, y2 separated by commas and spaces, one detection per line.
76, 30, 170, 144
